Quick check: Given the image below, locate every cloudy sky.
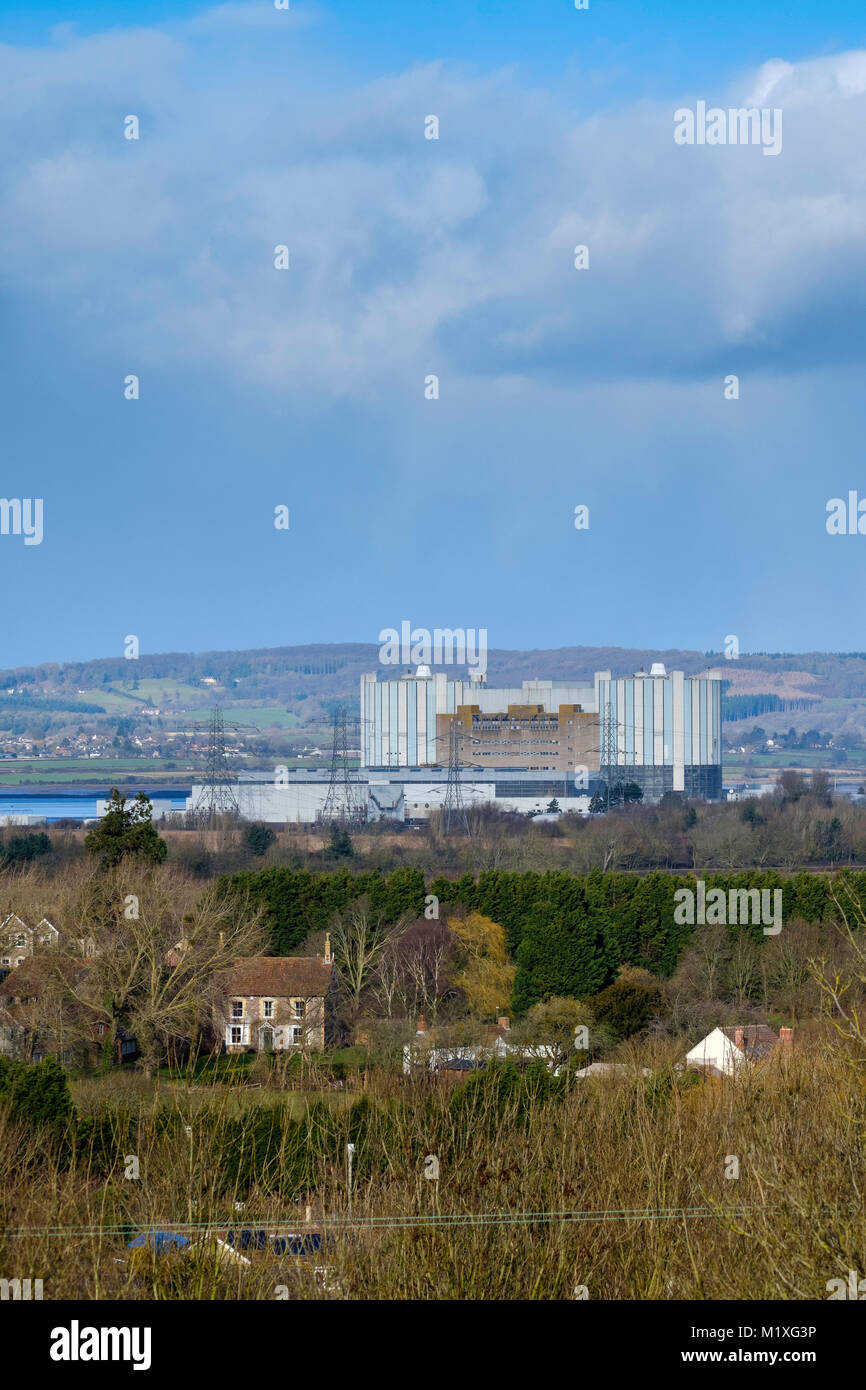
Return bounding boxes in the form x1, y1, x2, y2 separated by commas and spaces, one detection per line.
1, 0, 865, 667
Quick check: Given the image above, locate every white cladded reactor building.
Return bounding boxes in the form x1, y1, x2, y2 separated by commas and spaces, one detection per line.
185, 661, 723, 825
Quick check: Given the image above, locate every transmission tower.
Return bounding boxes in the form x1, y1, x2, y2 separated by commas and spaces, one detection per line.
320, 706, 366, 825
442, 717, 471, 836
599, 699, 616, 811
195, 706, 260, 825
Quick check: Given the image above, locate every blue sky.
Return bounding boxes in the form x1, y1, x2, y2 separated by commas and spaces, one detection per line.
1, 0, 866, 668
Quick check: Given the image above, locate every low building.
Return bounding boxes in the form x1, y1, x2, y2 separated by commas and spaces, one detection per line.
684, 1024, 791, 1078
403, 1015, 562, 1076
216, 945, 338, 1053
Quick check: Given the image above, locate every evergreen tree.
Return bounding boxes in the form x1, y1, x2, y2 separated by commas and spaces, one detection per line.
84, 789, 167, 867
512, 901, 610, 1012
326, 823, 355, 859
242, 823, 276, 857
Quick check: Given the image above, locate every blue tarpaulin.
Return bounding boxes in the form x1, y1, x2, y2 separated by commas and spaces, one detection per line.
127, 1229, 191, 1254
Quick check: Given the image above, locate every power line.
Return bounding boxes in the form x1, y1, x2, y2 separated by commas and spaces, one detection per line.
4, 1202, 850, 1238
320, 706, 366, 826
442, 717, 471, 835
192, 706, 261, 825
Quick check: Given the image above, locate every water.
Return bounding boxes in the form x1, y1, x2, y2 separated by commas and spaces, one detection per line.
0, 789, 191, 823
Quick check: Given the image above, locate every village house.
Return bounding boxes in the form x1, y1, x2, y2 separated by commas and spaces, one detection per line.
0, 914, 58, 977
403, 1015, 563, 1077
0, 955, 136, 1065
215, 940, 338, 1054
684, 1024, 792, 1078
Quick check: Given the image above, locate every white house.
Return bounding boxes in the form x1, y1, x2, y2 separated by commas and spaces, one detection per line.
403, 1015, 563, 1076
684, 1024, 791, 1077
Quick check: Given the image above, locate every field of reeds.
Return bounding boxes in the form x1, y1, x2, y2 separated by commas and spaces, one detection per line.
1, 1034, 863, 1301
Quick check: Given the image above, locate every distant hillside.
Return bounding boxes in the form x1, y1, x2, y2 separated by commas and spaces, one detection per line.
1, 644, 865, 740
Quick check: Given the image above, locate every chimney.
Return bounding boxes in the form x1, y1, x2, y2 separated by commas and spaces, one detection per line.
324, 932, 332, 964
779, 1027, 793, 1046
497, 1016, 510, 1032
416, 1013, 428, 1035
734, 1026, 744, 1050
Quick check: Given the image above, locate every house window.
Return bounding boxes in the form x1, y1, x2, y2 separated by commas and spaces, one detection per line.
293, 999, 306, 1019
292, 1027, 302, 1044
231, 1000, 244, 1019
230, 1026, 243, 1045
262, 999, 274, 1019
15, 935, 25, 948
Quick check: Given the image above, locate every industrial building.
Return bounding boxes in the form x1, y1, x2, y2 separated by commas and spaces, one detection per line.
185, 766, 590, 824
361, 662, 723, 801
183, 660, 722, 825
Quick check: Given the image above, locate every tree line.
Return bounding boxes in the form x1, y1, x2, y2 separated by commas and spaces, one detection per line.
218, 864, 864, 1012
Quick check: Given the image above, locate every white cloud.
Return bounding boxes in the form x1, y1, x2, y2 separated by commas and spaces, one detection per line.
0, 28, 863, 397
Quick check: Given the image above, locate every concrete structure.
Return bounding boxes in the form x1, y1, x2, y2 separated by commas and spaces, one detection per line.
596, 666, 722, 799
360, 669, 596, 769
439, 702, 597, 773
187, 768, 593, 825
361, 661, 723, 801
181, 660, 723, 823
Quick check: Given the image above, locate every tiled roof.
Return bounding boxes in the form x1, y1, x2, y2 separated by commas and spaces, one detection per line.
219, 956, 335, 999
0, 955, 83, 1000
721, 1024, 779, 1059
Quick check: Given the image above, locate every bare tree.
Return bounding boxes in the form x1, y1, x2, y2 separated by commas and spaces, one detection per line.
55, 863, 265, 1073
328, 895, 414, 1011
811, 879, 866, 1055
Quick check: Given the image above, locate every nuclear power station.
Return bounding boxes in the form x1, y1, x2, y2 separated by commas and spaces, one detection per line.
185, 661, 723, 824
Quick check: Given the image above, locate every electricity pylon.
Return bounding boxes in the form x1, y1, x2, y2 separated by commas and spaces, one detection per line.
442, 717, 471, 836
320, 706, 366, 825
194, 706, 260, 825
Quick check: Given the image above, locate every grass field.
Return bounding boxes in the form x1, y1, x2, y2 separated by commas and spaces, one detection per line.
0, 758, 198, 787
4, 1037, 864, 1300
725, 751, 866, 774
75, 679, 214, 711
171, 706, 302, 730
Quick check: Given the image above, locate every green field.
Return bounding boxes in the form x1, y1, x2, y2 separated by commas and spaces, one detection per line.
75, 678, 215, 713
171, 705, 301, 729
0, 757, 198, 787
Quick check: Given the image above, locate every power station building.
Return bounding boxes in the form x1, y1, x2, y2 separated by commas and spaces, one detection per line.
361, 663, 723, 801
184, 661, 723, 825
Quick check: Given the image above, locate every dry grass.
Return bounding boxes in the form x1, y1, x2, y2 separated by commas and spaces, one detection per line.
1, 1034, 863, 1300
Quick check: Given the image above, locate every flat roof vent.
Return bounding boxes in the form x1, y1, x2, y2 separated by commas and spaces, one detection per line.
649, 662, 667, 678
